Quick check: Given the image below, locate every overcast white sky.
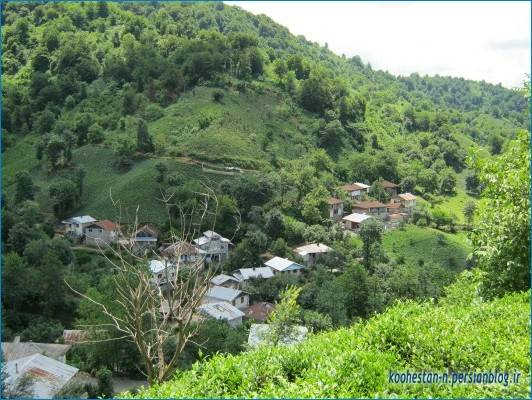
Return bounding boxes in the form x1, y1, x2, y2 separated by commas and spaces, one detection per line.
226, 1, 530, 88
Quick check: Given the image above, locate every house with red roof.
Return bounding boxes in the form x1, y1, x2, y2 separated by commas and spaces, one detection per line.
84, 219, 120, 247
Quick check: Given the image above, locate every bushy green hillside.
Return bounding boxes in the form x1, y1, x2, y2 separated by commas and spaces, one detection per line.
383, 225, 470, 270
2, 1, 527, 222
131, 273, 530, 398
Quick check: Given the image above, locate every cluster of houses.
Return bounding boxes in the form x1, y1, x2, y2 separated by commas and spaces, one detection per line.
329, 180, 417, 231
150, 239, 332, 328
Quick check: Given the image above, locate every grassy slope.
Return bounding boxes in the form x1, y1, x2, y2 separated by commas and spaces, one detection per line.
146, 86, 316, 167
3, 142, 230, 224
131, 286, 529, 398
383, 225, 471, 271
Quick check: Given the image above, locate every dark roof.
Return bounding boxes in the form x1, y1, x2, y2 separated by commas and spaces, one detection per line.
353, 201, 388, 209
245, 302, 275, 322
328, 197, 343, 205
381, 180, 399, 188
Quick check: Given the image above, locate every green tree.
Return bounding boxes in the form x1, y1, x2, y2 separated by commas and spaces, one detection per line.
472, 130, 530, 296
155, 162, 168, 183
14, 171, 34, 203
49, 178, 80, 218
462, 201, 476, 229
359, 218, 384, 270
136, 118, 154, 153
266, 286, 302, 346
87, 122, 105, 144
96, 367, 114, 398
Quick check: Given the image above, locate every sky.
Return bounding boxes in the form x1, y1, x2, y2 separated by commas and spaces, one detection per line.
226, 1, 531, 88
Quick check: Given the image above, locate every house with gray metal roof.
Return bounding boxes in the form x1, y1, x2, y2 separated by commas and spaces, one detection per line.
232, 267, 274, 282
210, 274, 240, 289
197, 302, 245, 327
203, 286, 249, 310
264, 256, 305, 275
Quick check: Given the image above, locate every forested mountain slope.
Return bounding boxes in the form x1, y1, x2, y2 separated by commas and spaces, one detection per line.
2, 2, 527, 188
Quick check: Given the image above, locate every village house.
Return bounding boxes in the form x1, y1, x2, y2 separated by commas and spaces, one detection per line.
61, 215, 96, 237
342, 212, 373, 231
3, 353, 79, 399
395, 192, 417, 213
121, 224, 159, 254
381, 180, 400, 197
149, 259, 176, 286
203, 286, 249, 310
264, 256, 305, 275
352, 200, 389, 217
159, 241, 205, 267
193, 230, 232, 264
84, 219, 120, 247
233, 266, 274, 286
340, 182, 370, 201
294, 243, 332, 266
386, 213, 406, 229
197, 302, 245, 327
210, 274, 241, 289
328, 197, 344, 220
245, 302, 275, 322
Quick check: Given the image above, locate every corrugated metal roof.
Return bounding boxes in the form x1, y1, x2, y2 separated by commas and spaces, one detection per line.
264, 257, 305, 272
4, 354, 78, 398
233, 267, 274, 281
398, 192, 417, 201
205, 286, 243, 302
197, 302, 245, 321
61, 215, 96, 224
211, 274, 240, 285
342, 213, 372, 223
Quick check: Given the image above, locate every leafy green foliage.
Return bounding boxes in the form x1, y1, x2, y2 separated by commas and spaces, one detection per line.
131, 274, 530, 398
472, 130, 530, 297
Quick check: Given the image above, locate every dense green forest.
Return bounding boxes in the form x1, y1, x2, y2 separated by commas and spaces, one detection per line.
1, 2, 529, 398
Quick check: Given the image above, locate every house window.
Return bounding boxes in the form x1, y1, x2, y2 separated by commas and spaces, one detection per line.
240, 297, 244, 303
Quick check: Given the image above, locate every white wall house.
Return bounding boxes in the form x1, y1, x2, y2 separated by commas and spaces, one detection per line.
61, 216, 96, 237
84, 220, 120, 247
294, 243, 332, 266
193, 231, 232, 264
340, 182, 370, 201
328, 197, 344, 220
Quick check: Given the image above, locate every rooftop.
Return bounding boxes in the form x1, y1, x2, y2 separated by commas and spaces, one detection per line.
342, 213, 372, 223
211, 274, 240, 286
341, 182, 369, 191
245, 302, 275, 322
327, 197, 343, 205
94, 219, 119, 231
264, 256, 305, 272
353, 200, 388, 209
197, 302, 245, 321
398, 192, 417, 201
233, 267, 274, 281
206, 286, 243, 302
294, 243, 332, 255
381, 180, 399, 188
4, 354, 78, 398
2, 339, 71, 362
61, 215, 96, 225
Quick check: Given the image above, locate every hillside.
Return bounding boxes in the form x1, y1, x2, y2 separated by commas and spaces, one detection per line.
2, 2, 528, 225
131, 274, 530, 398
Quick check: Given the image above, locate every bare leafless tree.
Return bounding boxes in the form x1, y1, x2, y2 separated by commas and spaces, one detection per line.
66, 185, 240, 385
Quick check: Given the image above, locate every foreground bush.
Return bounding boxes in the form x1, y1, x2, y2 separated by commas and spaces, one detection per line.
129, 272, 529, 398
